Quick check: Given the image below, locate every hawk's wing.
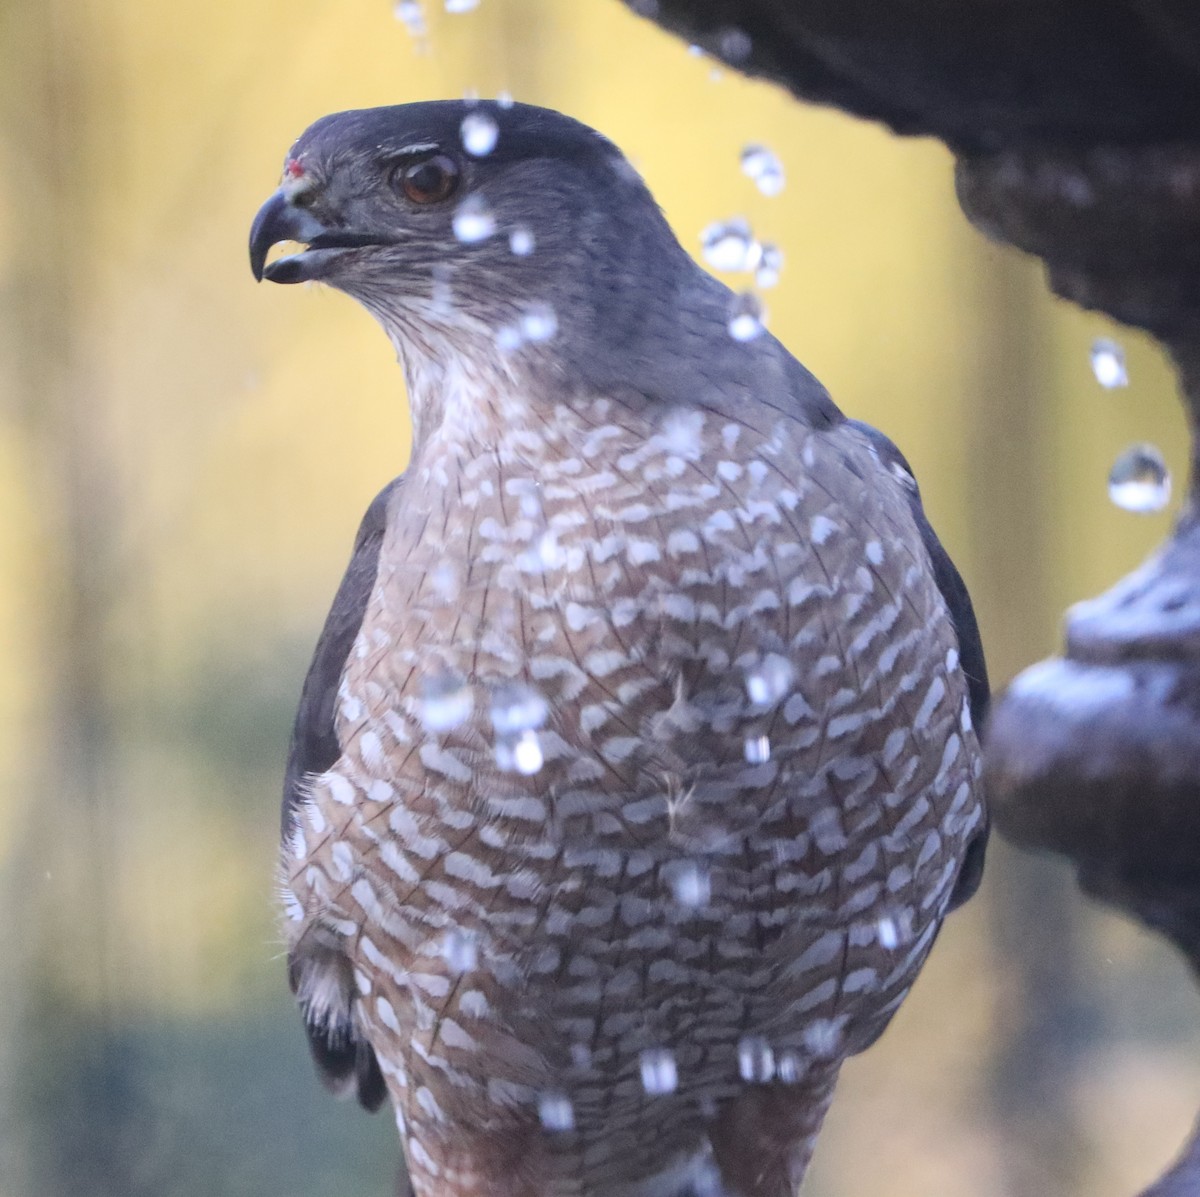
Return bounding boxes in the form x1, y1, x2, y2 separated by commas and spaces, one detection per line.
848, 419, 989, 909
283, 476, 403, 1113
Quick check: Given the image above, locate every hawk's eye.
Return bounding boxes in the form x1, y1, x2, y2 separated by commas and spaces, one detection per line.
395, 155, 460, 204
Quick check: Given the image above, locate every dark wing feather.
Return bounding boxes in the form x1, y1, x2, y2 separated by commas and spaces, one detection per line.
286, 950, 388, 1113
282, 476, 403, 837
848, 420, 989, 910
283, 476, 402, 1112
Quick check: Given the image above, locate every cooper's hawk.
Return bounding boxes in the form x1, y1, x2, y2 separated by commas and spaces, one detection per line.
250, 101, 988, 1197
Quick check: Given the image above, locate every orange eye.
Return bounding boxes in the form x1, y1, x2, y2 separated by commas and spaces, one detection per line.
396, 155, 460, 204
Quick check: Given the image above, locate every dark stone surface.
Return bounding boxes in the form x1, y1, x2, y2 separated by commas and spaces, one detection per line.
623, 0, 1200, 149
622, 1, 1200, 1191
956, 145, 1200, 349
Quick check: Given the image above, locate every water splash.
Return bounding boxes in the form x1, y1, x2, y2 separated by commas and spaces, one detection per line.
460, 111, 499, 156
1091, 338, 1128, 388
445, 0, 480, 11
452, 195, 496, 243
639, 1047, 679, 1095
1108, 443, 1170, 513
740, 145, 785, 196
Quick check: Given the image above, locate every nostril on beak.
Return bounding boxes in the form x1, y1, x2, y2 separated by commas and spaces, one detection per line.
250, 189, 328, 281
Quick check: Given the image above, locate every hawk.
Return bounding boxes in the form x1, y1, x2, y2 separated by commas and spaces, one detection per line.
250, 101, 988, 1197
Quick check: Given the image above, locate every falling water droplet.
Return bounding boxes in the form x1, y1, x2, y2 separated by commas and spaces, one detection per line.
717, 26, 752, 63
639, 1048, 679, 1095
1091, 338, 1128, 388
664, 860, 710, 907
538, 1092, 575, 1132
743, 735, 771, 764
701, 218, 758, 272
876, 916, 900, 950
393, 0, 427, 34
728, 292, 766, 342
509, 225, 536, 256
521, 303, 558, 342
442, 928, 478, 972
744, 654, 794, 706
460, 111, 499, 156
533, 531, 563, 570
453, 195, 496, 243
803, 1018, 843, 1057
430, 263, 454, 316
420, 671, 474, 732
1108, 444, 1170, 513
490, 682, 549, 735
740, 145, 785, 196
513, 730, 544, 774
777, 1052, 805, 1084
496, 325, 523, 351
445, 0, 480, 12
755, 243, 783, 289
692, 1161, 726, 1197
737, 1036, 775, 1083
496, 91, 515, 109
569, 1043, 592, 1070
523, 482, 546, 517
430, 561, 460, 602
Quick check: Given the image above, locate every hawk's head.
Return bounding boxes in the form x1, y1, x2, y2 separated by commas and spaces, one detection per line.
248, 101, 829, 434
250, 101, 699, 366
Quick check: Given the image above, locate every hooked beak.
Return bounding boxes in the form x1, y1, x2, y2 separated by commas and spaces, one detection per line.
249, 189, 391, 284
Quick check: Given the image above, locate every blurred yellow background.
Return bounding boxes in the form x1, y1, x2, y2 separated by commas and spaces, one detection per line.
2, 1, 1196, 1195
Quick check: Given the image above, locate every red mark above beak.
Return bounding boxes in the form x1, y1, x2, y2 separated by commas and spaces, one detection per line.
285, 158, 306, 180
